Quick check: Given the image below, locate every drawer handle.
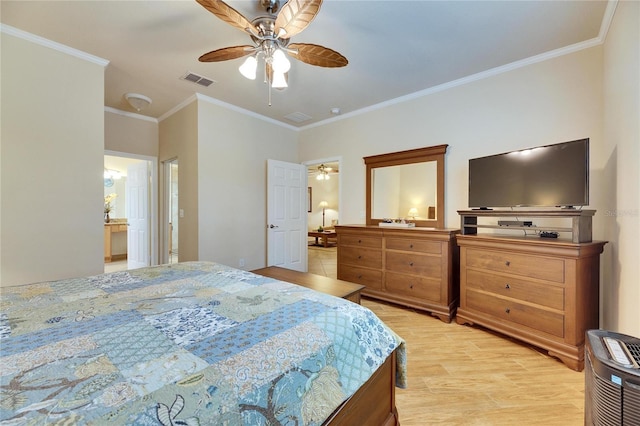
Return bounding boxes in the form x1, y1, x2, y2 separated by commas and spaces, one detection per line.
409, 284, 414, 289
505, 284, 511, 289
505, 308, 511, 314
358, 239, 362, 243
505, 261, 511, 266
409, 262, 414, 266
358, 255, 362, 259
409, 244, 413, 248
357, 274, 362, 279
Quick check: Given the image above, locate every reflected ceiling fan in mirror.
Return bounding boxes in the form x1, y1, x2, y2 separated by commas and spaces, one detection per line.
196, 0, 348, 105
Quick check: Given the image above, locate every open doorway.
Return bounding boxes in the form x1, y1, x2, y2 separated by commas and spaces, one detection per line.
104, 151, 158, 272
305, 157, 341, 278
163, 158, 179, 264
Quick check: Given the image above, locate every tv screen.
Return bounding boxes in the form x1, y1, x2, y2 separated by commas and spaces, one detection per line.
468, 138, 589, 208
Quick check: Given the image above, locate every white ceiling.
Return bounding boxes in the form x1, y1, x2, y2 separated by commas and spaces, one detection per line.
2, 0, 610, 128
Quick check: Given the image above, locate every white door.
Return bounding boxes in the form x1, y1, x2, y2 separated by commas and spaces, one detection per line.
127, 161, 150, 269
267, 159, 307, 271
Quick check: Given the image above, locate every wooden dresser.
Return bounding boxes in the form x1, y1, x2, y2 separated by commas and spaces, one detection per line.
456, 234, 606, 371
336, 225, 459, 322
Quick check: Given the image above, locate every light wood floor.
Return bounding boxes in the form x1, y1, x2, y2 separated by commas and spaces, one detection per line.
310, 247, 586, 425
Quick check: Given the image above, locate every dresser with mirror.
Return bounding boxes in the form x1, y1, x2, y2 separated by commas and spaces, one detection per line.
336, 145, 460, 322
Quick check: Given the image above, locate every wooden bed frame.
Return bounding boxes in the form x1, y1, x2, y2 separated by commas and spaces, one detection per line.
325, 350, 399, 425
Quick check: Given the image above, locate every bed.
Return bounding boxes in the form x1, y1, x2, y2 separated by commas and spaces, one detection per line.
0, 261, 406, 425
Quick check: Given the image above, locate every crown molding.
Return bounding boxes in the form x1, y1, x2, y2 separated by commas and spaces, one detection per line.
301, 0, 619, 131
0, 24, 109, 67
301, 38, 606, 131
193, 93, 300, 131
157, 94, 198, 122
105, 107, 158, 123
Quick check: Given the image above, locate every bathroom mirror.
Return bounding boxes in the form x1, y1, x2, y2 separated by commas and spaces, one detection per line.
364, 144, 447, 228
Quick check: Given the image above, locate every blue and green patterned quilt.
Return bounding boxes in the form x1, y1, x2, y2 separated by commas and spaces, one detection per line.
0, 261, 406, 425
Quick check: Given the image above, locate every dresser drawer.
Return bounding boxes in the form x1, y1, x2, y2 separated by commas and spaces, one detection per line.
339, 246, 382, 268
338, 265, 383, 290
385, 238, 441, 254
466, 270, 564, 310
465, 248, 565, 283
338, 234, 382, 249
385, 252, 441, 278
466, 290, 564, 338
385, 271, 440, 302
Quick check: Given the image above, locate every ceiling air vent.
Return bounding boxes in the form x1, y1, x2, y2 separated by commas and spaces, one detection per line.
181, 71, 215, 87
284, 112, 312, 123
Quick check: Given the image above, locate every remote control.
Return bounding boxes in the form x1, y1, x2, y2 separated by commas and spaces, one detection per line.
540, 231, 559, 238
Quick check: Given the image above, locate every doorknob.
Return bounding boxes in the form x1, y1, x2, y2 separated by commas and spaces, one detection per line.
268, 224, 279, 229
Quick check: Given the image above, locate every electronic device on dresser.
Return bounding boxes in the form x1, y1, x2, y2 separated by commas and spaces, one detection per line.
468, 138, 589, 209
585, 329, 640, 425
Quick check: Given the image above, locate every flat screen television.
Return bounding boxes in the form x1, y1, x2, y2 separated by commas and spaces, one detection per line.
468, 138, 589, 209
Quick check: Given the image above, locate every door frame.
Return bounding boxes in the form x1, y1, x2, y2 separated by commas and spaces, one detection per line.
303, 156, 343, 227
105, 150, 158, 266
161, 157, 178, 265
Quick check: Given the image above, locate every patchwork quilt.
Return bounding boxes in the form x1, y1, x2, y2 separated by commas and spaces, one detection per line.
0, 261, 406, 425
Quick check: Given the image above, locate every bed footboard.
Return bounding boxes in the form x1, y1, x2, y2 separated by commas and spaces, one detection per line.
324, 350, 399, 426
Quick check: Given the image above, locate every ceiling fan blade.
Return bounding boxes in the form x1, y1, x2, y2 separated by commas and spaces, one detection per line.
199, 45, 254, 62
275, 0, 322, 39
288, 43, 348, 68
195, 0, 257, 34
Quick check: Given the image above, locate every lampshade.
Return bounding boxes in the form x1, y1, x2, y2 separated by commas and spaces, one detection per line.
239, 56, 258, 80
271, 71, 288, 89
408, 208, 419, 218
125, 93, 152, 112
272, 49, 291, 73
319, 201, 329, 208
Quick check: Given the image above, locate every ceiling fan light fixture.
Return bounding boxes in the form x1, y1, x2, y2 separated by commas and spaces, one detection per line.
196, 0, 347, 106
271, 71, 288, 89
271, 49, 291, 73
239, 55, 258, 80
124, 93, 152, 112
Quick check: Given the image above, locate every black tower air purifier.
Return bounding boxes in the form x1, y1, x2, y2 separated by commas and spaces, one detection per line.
585, 329, 640, 425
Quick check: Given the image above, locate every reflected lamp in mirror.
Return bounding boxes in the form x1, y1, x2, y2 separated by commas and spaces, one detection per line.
364, 144, 448, 229
408, 208, 418, 220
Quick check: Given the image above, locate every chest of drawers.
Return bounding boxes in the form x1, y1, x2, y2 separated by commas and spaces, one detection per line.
337, 225, 459, 322
456, 234, 606, 371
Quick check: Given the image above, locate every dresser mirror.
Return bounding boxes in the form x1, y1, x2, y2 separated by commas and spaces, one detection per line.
364, 144, 447, 228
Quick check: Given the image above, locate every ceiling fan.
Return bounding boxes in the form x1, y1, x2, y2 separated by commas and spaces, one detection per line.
311, 163, 337, 180
195, 0, 348, 104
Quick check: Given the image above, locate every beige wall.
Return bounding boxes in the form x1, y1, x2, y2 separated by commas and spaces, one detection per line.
105, 110, 158, 157
196, 96, 298, 270
602, 1, 640, 337
159, 99, 199, 262
1, 31, 106, 286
